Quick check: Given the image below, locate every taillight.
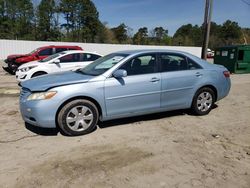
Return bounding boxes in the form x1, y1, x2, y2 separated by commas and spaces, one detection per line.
223, 71, 230, 78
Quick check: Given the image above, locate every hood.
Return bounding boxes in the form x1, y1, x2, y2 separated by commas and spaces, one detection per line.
7, 54, 29, 60
21, 71, 95, 92
18, 61, 40, 69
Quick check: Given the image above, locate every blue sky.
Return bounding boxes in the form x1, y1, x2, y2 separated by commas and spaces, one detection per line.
92, 0, 250, 36
33, 0, 250, 36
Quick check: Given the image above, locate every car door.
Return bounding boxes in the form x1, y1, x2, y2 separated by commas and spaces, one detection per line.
75, 53, 101, 69
160, 53, 203, 109
104, 53, 161, 117
57, 53, 81, 71
237, 50, 250, 71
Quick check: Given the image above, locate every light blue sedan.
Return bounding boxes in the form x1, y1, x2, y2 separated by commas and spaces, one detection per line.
19, 50, 231, 136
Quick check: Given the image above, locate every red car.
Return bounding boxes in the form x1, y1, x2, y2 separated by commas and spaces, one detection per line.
2, 45, 83, 74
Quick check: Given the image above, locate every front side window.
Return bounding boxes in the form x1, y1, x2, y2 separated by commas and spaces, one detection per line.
120, 54, 157, 76
161, 54, 188, 72
79, 53, 128, 76
39, 52, 65, 62
38, 48, 53, 56
59, 53, 81, 63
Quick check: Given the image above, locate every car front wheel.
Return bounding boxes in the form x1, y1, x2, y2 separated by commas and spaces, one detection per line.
191, 87, 215, 115
57, 99, 99, 136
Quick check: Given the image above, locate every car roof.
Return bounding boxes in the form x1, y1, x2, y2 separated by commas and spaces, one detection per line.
114, 49, 191, 56
40, 45, 81, 48
61, 50, 102, 56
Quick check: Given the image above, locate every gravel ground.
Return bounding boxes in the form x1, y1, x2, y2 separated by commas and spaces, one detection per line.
0, 68, 249, 188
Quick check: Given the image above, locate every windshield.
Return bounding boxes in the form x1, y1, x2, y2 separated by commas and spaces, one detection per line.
39, 52, 65, 62
29, 48, 38, 55
79, 53, 128, 76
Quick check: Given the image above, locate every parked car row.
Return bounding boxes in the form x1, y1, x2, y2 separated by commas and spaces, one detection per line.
1, 45, 102, 82
16, 50, 101, 81
2, 45, 83, 74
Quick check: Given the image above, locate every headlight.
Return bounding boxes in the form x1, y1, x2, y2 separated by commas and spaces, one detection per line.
27, 91, 57, 101
20, 66, 37, 72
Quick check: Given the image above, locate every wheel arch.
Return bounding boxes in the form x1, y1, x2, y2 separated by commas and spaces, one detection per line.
195, 84, 218, 102
55, 96, 103, 126
31, 71, 48, 77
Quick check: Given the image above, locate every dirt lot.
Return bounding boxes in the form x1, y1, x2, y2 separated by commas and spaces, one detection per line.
0, 68, 249, 188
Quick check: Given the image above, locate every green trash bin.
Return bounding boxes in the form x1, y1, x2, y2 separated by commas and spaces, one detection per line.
214, 45, 250, 73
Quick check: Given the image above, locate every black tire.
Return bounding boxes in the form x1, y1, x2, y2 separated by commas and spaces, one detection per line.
191, 87, 215, 115
31, 71, 47, 78
57, 99, 99, 136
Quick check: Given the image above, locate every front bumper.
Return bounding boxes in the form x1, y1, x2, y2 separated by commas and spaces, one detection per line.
1, 59, 12, 73
19, 89, 58, 128
16, 70, 27, 81
1, 59, 8, 68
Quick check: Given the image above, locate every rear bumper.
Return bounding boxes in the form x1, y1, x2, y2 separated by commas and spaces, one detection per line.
217, 78, 231, 101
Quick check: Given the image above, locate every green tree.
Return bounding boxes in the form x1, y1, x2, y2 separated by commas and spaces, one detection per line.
15, 0, 34, 40
149, 27, 171, 45
133, 27, 148, 45
219, 20, 242, 45
207, 22, 222, 49
37, 0, 61, 41
96, 22, 117, 43
111, 23, 128, 43
59, 0, 101, 42
0, 0, 34, 39
173, 24, 202, 46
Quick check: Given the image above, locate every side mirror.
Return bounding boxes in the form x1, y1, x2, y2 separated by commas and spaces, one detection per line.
113, 69, 127, 78
53, 59, 60, 64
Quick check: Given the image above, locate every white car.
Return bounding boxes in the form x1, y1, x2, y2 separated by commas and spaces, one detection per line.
16, 50, 102, 81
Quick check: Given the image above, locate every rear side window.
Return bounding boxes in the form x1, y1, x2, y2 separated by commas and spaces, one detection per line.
83, 53, 101, 61
56, 48, 67, 53
160, 54, 188, 72
187, 58, 202, 70
38, 48, 53, 56
120, 54, 157, 76
59, 53, 81, 63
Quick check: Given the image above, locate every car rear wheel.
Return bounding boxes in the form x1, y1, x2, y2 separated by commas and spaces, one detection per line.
57, 99, 99, 136
31, 71, 47, 78
191, 87, 215, 115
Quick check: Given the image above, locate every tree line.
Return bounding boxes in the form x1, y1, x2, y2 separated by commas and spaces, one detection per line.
0, 0, 249, 49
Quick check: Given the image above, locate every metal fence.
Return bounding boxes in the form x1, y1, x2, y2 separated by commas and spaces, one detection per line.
0, 39, 202, 59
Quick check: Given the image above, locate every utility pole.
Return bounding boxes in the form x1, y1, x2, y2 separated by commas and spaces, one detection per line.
201, 0, 213, 60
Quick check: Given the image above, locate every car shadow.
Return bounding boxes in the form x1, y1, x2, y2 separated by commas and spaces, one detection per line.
24, 105, 219, 136
25, 122, 59, 136
98, 109, 188, 129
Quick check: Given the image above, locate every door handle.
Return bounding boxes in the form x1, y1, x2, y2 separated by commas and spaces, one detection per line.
150, 77, 160, 82
195, 72, 203, 77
